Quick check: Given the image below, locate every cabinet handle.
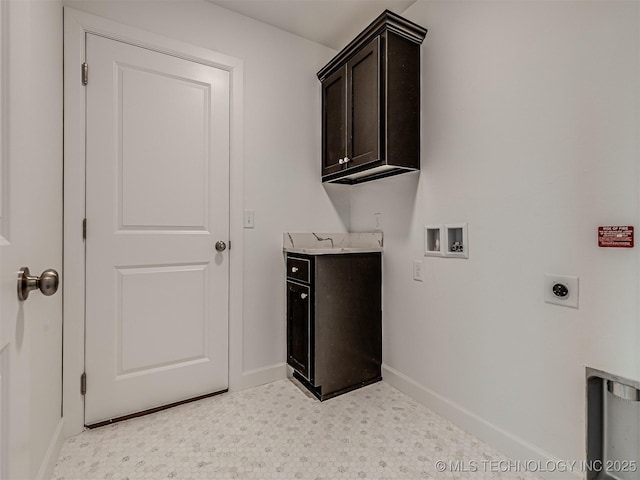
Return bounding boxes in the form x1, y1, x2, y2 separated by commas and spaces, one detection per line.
338, 158, 344, 165
300, 293, 308, 300
291, 267, 299, 273
343, 157, 350, 164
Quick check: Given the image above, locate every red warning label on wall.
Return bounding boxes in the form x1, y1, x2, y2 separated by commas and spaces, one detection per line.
598, 226, 634, 248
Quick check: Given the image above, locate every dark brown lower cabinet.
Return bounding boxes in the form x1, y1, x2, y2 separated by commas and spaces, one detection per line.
286, 252, 382, 400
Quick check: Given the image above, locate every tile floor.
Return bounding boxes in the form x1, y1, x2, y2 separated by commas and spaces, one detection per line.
52, 380, 542, 480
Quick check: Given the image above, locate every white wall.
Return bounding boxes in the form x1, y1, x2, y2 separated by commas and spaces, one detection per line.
351, 0, 640, 468
63, 0, 350, 378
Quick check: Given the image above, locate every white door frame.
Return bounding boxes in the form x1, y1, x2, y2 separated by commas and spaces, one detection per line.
0, 2, 7, 475
63, 7, 244, 437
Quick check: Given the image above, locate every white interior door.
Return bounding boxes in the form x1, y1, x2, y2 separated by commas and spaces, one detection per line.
0, 1, 63, 478
85, 34, 230, 425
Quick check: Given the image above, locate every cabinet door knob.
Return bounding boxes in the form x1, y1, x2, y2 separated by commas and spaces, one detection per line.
291, 267, 299, 273
343, 157, 350, 164
300, 293, 308, 300
338, 158, 344, 165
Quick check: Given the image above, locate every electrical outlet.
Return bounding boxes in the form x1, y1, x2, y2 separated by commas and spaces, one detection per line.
544, 274, 579, 309
374, 213, 382, 230
243, 209, 255, 229
413, 260, 424, 282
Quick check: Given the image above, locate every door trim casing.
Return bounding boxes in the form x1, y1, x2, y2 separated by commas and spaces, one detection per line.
63, 7, 244, 437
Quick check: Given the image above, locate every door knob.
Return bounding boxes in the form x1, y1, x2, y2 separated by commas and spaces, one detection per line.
215, 241, 227, 252
17, 267, 59, 301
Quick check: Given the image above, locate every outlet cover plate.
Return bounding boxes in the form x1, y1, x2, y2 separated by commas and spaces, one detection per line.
544, 274, 579, 309
243, 209, 255, 229
413, 260, 424, 282
374, 213, 382, 231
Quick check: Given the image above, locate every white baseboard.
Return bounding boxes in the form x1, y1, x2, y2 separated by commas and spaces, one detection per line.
35, 418, 65, 480
240, 363, 287, 390
382, 365, 582, 480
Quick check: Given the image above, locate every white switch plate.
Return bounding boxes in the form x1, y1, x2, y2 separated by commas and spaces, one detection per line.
374, 213, 382, 231
544, 274, 579, 309
243, 209, 255, 229
413, 260, 424, 282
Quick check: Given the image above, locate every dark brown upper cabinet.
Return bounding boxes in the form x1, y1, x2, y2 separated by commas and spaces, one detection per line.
318, 10, 427, 184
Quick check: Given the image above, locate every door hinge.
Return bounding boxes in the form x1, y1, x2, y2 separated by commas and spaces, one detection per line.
82, 218, 87, 240
81, 62, 88, 86
80, 372, 87, 395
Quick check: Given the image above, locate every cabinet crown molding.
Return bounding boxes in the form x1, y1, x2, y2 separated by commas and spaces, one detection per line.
317, 9, 427, 82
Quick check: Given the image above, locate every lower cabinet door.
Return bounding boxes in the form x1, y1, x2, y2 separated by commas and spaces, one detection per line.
287, 281, 311, 380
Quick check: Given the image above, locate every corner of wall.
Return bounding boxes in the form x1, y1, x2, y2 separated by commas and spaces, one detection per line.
382, 365, 582, 480
35, 419, 65, 480
322, 183, 353, 232
239, 363, 287, 391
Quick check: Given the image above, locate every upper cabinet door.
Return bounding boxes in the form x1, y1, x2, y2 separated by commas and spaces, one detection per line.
321, 66, 347, 177
317, 11, 426, 184
346, 36, 380, 168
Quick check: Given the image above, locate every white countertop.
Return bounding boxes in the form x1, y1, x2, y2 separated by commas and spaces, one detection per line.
283, 246, 383, 255
283, 232, 383, 255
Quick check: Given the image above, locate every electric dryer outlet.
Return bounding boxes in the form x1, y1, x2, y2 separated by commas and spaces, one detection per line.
544, 274, 579, 309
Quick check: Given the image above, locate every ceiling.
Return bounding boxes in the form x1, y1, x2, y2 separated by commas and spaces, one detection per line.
207, 0, 417, 50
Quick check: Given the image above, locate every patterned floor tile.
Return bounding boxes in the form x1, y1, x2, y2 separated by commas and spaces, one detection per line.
52, 380, 543, 480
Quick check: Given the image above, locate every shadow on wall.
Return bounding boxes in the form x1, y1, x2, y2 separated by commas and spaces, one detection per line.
350, 172, 421, 238
323, 183, 352, 230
